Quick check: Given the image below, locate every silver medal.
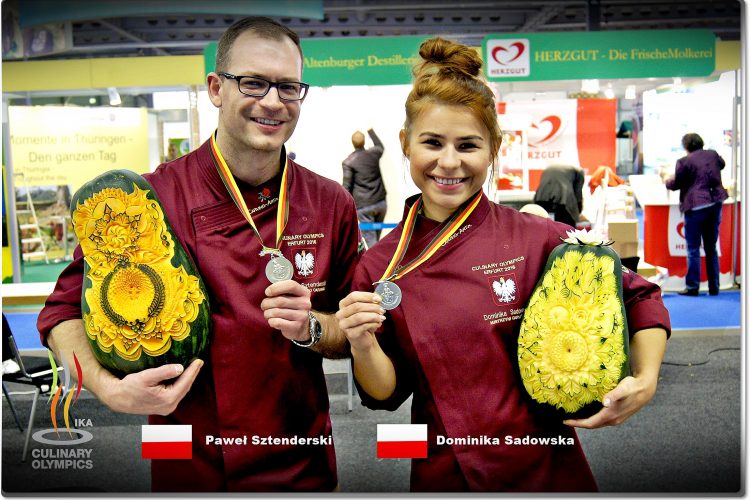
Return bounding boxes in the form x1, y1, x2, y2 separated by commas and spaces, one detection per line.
374, 281, 402, 310
265, 255, 294, 283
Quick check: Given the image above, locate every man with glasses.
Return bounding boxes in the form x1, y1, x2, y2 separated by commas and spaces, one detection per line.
38, 17, 364, 492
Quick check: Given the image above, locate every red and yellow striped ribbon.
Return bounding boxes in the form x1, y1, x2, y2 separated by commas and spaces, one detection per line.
210, 133, 290, 255
378, 190, 482, 283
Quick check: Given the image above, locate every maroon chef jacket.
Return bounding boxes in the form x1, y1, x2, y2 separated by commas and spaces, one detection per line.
37, 139, 362, 492
353, 193, 671, 492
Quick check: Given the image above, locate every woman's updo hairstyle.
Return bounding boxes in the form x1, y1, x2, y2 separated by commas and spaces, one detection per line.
403, 37, 502, 164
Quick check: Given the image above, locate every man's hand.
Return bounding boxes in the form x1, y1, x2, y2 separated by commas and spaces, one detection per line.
49, 319, 203, 416
101, 359, 204, 416
261, 280, 313, 342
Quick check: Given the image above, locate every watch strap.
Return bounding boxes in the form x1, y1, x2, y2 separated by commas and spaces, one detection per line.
292, 311, 322, 348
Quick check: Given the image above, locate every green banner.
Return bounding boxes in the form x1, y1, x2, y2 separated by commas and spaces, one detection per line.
301, 36, 425, 86
483, 29, 716, 81
204, 35, 426, 86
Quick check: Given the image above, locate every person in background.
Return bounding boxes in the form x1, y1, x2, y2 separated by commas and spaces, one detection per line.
336, 37, 670, 493
533, 163, 585, 228
37, 16, 363, 492
663, 132, 728, 296
342, 128, 388, 248
166, 142, 179, 161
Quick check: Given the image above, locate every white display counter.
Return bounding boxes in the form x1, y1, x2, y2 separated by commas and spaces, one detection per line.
1, 282, 55, 307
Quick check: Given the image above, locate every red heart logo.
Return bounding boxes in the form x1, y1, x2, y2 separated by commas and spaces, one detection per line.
528, 115, 562, 146
676, 222, 685, 239
491, 42, 525, 65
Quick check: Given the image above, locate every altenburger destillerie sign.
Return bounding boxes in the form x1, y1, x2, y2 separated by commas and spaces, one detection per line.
483, 29, 715, 81
203, 36, 427, 87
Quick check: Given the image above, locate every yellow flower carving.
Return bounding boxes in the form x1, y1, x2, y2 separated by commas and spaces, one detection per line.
75, 184, 205, 362
519, 248, 627, 413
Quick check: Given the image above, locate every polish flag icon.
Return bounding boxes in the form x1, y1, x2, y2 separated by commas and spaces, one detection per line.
376, 424, 428, 459
141, 425, 193, 460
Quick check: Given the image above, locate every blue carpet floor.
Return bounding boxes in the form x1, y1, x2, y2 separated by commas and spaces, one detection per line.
660, 289, 741, 330
4, 290, 741, 350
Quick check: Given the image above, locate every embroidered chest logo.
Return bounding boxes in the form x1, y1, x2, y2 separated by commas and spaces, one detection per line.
488, 273, 519, 306
295, 249, 317, 278
258, 187, 272, 203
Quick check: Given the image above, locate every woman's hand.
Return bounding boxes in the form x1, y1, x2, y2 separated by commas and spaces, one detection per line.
335, 292, 385, 353
336, 291, 395, 400
563, 373, 657, 429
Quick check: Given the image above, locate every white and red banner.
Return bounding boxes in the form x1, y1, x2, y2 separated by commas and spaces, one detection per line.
667, 205, 721, 257
644, 204, 740, 291
376, 424, 428, 459
497, 99, 616, 189
141, 425, 192, 460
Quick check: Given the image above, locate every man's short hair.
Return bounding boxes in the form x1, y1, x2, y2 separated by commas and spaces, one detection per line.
351, 131, 365, 149
215, 16, 302, 73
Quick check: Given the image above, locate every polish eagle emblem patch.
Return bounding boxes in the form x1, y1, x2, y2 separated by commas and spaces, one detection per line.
488, 274, 519, 306
294, 249, 316, 278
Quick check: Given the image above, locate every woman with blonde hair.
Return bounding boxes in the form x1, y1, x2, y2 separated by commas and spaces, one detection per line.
337, 37, 670, 492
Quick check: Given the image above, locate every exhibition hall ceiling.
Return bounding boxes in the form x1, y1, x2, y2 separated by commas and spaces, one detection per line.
22, 0, 742, 59
5, 1, 741, 99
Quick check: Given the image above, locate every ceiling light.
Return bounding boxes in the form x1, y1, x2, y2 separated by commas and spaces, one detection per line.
107, 87, 122, 106
604, 87, 615, 99
625, 85, 636, 100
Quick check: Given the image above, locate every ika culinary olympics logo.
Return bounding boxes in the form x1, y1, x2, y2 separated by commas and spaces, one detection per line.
32, 352, 93, 446
487, 39, 530, 77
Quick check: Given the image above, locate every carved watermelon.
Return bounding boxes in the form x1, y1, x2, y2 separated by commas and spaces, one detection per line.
71, 169, 210, 376
518, 231, 630, 418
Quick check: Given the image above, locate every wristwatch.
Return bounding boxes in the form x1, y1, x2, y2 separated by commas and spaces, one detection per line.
292, 312, 323, 348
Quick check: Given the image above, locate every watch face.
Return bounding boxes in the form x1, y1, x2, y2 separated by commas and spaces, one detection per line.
313, 318, 322, 338
310, 314, 322, 342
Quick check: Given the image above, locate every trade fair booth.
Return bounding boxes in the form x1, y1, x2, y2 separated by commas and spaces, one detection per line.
482, 30, 741, 290
631, 71, 741, 291
2, 29, 742, 294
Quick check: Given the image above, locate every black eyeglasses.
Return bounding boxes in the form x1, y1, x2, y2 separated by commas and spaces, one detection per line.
219, 72, 309, 101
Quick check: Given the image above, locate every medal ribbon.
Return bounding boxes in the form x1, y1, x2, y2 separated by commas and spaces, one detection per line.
210, 133, 290, 255
378, 190, 483, 283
